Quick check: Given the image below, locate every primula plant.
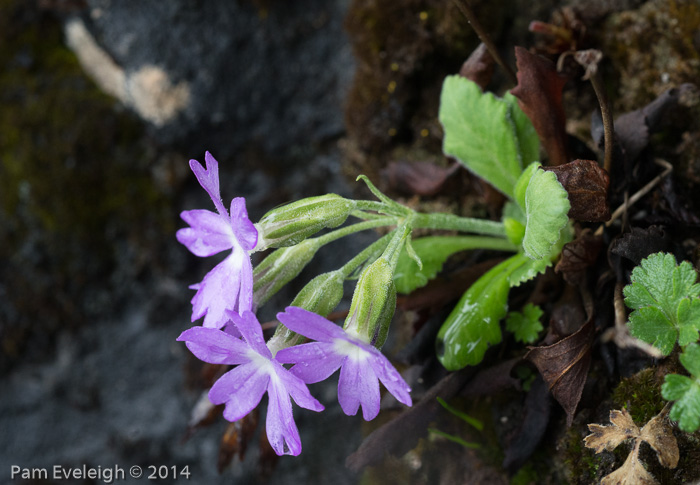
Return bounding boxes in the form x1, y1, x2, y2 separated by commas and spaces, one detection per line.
174, 8, 700, 481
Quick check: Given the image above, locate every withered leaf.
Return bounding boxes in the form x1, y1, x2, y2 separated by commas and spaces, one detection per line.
601, 445, 659, 485
459, 42, 495, 90
584, 406, 678, 485
584, 408, 639, 453
544, 159, 610, 221
639, 412, 679, 469
610, 226, 669, 266
555, 229, 603, 285
218, 410, 259, 472
381, 161, 460, 197
510, 46, 570, 166
614, 84, 698, 162
525, 319, 594, 425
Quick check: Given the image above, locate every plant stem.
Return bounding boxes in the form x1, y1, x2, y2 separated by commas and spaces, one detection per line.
590, 73, 614, 173
451, 0, 517, 85
314, 217, 395, 246
338, 233, 394, 278
413, 212, 507, 237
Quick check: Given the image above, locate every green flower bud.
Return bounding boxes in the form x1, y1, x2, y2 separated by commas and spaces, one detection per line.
267, 270, 346, 352
253, 239, 321, 307
256, 194, 357, 248
344, 257, 397, 348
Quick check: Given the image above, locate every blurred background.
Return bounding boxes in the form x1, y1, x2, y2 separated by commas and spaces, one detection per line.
1, 0, 699, 484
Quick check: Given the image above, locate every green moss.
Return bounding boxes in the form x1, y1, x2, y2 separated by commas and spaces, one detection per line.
612, 368, 665, 424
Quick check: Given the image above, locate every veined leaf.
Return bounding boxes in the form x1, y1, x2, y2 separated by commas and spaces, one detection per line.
437, 255, 523, 370
393, 235, 516, 295
517, 164, 571, 261
439, 76, 526, 199
662, 343, 700, 432
504, 92, 540, 167
623, 252, 700, 355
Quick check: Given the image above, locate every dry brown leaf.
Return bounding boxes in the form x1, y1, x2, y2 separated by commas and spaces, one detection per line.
584, 406, 679, 484
639, 412, 679, 469
584, 409, 639, 453
459, 42, 495, 90
601, 443, 659, 485
544, 159, 610, 222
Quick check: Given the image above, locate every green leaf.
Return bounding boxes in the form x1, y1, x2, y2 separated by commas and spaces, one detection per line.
502, 201, 526, 246
436, 256, 521, 370
439, 75, 523, 198
393, 235, 516, 294
520, 165, 571, 261
623, 252, 700, 355
428, 428, 481, 449
503, 92, 540, 167
506, 303, 544, 344
662, 343, 700, 432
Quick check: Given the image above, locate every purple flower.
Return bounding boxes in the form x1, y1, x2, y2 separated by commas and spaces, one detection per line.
276, 306, 412, 421
177, 152, 258, 328
177, 311, 324, 456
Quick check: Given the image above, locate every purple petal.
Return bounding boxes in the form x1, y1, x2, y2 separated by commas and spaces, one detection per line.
230, 198, 258, 251
209, 363, 269, 422
338, 354, 381, 421
177, 209, 234, 257
236, 252, 254, 314
177, 327, 250, 365
265, 379, 302, 456
190, 252, 252, 329
189, 153, 228, 216
277, 307, 347, 343
276, 342, 345, 384
228, 310, 270, 358
368, 348, 413, 407
274, 364, 324, 412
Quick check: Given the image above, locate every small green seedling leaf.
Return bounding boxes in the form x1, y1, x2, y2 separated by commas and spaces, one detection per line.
662, 343, 700, 432
428, 428, 481, 449
623, 252, 700, 355
439, 76, 532, 199
506, 303, 544, 344
518, 164, 571, 261
393, 235, 516, 294
436, 397, 484, 431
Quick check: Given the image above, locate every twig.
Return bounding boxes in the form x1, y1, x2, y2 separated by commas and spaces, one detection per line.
601, 282, 663, 358
451, 0, 517, 85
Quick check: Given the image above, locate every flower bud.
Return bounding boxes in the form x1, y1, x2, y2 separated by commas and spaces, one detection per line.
267, 270, 345, 352
256, 194, 357, 248
344, 257, 397, 348
253, 239, 321, 307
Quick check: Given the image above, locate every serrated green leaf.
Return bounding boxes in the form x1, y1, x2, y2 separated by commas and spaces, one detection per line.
521, 167, 570, 260
662, 344, 700, 433
393, 236, 516, 294
628, 306, 678, 356
502, 201, 526, 246
439, 76, 523, 198
503, 92, 540, 167
506, 303, 544, 344
437, 255, 523, 370
623, 252, 700, 355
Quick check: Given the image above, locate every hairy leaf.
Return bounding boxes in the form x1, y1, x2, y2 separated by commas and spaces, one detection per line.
439, 75, 531, 198
436, 257, 516, 370
393, 236, 514, 294
520, 165, 571, 260
623, 252, 700, 355
662, 343, 700, 432
506, 303, 544, 344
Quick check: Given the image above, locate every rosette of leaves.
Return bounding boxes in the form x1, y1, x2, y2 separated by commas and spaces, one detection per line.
406, 75, 573, 370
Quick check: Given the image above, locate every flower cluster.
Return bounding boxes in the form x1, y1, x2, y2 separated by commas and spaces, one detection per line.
176, 152, 412, 456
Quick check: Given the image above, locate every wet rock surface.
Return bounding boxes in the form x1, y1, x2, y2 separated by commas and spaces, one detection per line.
0, 0, 363, 483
